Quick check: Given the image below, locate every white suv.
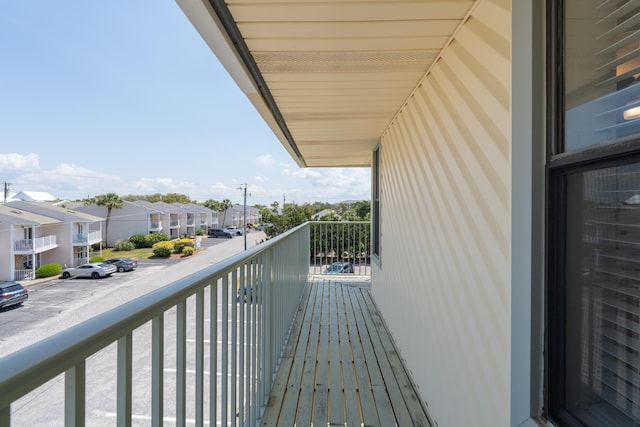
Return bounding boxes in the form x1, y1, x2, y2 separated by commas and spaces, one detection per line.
223, 226, 243, 236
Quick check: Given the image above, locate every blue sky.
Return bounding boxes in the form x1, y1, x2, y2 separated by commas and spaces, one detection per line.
0, 1, 370, 206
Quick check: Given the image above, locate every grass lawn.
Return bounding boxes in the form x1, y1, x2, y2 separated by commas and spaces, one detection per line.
100, 247, 156, 260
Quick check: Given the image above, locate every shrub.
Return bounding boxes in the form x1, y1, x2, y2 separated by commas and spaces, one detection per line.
114, 239, 135, 251
179, 238, 194, 247
195, 229, 205, 236
152, 246, 172, 257
173, 240, 185, 254
171, 238, 194, 254
182, 246, 194, 256
128, 234, 148, 248
152, 240, 174, 257
36, 263, 62, 278
91, 242, 105, 251
146, 233, 169, 246
90, 255, 105, 263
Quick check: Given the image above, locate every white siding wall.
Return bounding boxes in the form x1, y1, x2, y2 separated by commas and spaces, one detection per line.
371, 0, 512, 425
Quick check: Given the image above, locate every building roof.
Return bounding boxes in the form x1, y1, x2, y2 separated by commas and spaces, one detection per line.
9, 191, 57, 202
0, 204, 63, 226
176, 0, 476, 167
4, 201, 104, 223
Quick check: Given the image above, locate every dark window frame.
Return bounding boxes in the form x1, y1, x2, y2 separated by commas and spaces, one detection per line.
372, 144, 381, 265
546, 0, 640, 425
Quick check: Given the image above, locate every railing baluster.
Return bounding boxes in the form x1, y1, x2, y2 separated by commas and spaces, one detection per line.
238, 264, 245, 426
251, 258, 258, 426
65, 361, 85, 427
195, 290, 205, 427
152, 314, 164, 427
247, 261, 254, 425
176, 301, 186, 427
222, 275, 229, 426
231, 269, 238, 427
260, 251, 268, 410
210, 281, 218, 427
117, 333, 132, 427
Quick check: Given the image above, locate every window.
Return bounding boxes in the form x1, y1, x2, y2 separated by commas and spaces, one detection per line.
372, 145, 380, 262
547, 1, 640, 426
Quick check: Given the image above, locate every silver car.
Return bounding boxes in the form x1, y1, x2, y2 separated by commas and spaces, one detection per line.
61, 262, 117, 279
0, 282, 28, 309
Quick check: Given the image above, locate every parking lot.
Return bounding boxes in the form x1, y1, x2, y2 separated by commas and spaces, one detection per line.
0, 231, 266, 358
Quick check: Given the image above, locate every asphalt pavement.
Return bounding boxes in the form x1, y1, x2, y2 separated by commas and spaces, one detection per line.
0, 231, 266, 358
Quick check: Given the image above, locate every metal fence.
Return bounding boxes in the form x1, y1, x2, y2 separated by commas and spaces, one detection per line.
0, 221, 370, 425
309, 221, 371, 276
0, 222, 310, 426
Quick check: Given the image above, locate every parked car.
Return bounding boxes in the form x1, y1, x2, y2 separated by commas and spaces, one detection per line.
0, 282, 28, 309
104, 257, 138, 272
224, 226, 243, 236
208, 228, 232, 238
61, 263, 117, 279
237, 285, 254, 303
323, 262, 355, 274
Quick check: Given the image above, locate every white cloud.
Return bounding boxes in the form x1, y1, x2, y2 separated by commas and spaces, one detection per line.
10, 163, 123, 200
0, 153, 41, 172
134, 177, 198, 194
254, 154, 275, 168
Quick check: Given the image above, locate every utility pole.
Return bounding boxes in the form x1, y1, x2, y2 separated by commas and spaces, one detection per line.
240, 184, 248, 250
3, 181, 11, 204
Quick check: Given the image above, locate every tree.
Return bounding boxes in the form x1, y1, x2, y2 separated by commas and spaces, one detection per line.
162, 193, 192, 204
85, 193, 123, 247
219, 199, 233, 227
202, 199, 220, 211
353, 200, 371, 220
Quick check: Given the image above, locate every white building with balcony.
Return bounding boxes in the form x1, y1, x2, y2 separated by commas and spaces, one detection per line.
5, 201, 104, 267
0, 205, 61, 281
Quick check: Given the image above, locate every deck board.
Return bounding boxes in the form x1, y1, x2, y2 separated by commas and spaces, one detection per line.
261, 279, 432, 427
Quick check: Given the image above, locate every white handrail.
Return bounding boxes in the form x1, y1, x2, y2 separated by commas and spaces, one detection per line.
0, 222, 311, 426
0, 221, 370, 426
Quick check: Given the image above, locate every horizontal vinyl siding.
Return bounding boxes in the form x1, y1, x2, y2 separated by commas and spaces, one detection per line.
372, 0, 511, 425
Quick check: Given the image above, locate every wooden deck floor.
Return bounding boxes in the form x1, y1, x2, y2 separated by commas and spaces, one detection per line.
261, 279, 432, 427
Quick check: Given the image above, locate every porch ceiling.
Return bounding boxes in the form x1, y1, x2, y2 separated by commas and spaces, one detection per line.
177, 0, 476, 167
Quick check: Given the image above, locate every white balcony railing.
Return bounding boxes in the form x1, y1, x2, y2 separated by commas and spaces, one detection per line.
14, 269, 34, 281
87, 230, 101, 245
0, 222, 311, 426
309, 221, 371, 275
13, 235, 57, 252
0, 221, 370, 425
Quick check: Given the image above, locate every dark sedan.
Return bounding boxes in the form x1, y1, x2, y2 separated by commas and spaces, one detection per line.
208, 228, 232, 238
104, 257, 138, 272
0, 282, 28, 309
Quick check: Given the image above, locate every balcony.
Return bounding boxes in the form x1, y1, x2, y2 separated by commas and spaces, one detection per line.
13, 235, 57, 253
0, 222, 430, 426
73, 231, 102, 245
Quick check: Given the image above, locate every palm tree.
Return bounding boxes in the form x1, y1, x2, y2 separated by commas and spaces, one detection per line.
219, 198, 233, 227
86, 193, 123, 247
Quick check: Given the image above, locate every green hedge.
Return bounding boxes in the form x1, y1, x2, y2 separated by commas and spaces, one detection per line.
35, 263, 63, 278
152, 241, 174, 257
